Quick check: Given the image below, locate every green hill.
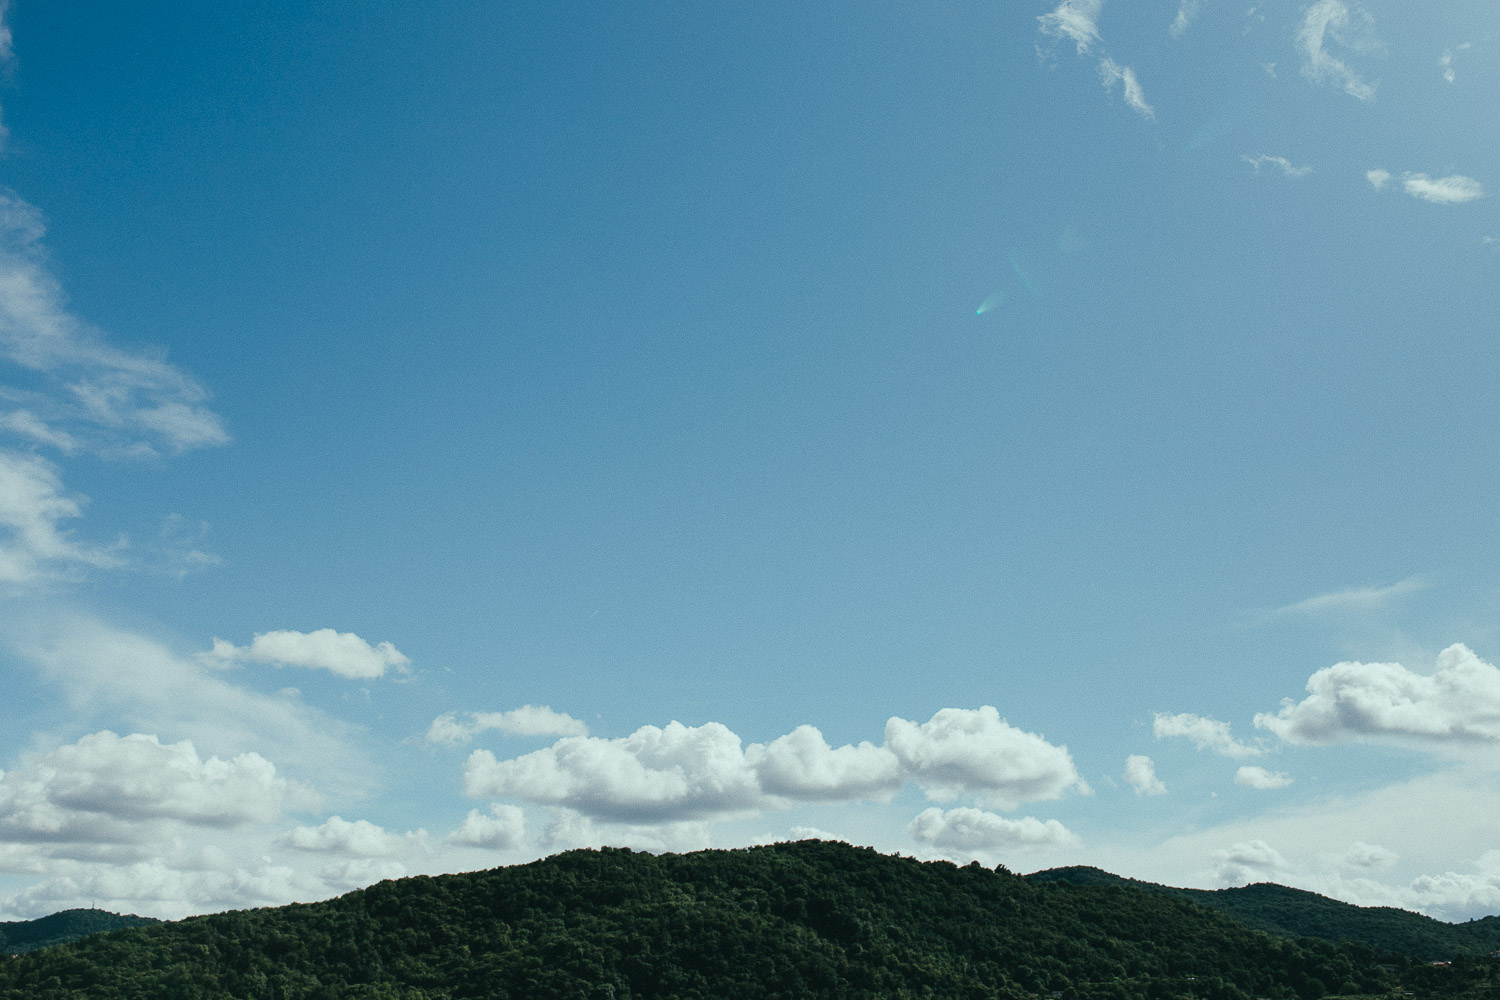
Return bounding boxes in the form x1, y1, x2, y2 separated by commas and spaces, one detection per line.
1028, 866, 1500, 961
0, 841, 1407, 1000
0, 909, 159, 955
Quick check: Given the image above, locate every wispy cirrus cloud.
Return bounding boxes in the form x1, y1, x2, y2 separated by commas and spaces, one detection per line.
1037, 0, 1154, 121
1170, 0, 1203, 39
0, 195, 228, 460
1037, 0, 1105, 55
0, 450, 123, 588
1268, 576, 1424, 617
1097, 58, 1155, 119
1242, 154, 1312, 178
1401, 174, 1484, 205
1439, 43, 1471, 84
1296, 0, 1379, 102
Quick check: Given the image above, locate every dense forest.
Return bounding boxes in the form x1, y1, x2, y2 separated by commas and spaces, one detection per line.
1030, 867, 1500, 961
0, 841, 1494, 999
0, 910, 157, 956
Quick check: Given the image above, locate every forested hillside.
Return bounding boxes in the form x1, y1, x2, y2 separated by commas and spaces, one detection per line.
1029, 866, 1500, 960
0, 909, 158, 956
0, 840, 1405, 1000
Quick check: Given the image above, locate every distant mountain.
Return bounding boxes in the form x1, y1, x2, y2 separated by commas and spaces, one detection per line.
0, 908, 160, 955
0, 841, 1410, 999
1028, 865, 1500, 960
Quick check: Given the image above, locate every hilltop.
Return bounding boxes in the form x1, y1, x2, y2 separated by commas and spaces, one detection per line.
1028, 866, 1500, 961
0, 840, 1413, 999
0, 909, 159, 956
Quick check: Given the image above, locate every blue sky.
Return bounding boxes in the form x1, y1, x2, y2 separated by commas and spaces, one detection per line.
0, 0, 1498, 920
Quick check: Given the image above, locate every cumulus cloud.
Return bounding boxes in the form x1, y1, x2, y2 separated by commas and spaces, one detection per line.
0, 856, 321, 922
0, 731, 287, 855
464, 708, 1083, 825
9, 613, 370, 794
908, 807, 1078, 858
1401, 173, 1484, 205
1296, 0, 1378, 102
1123, 754, 1167, 795
1235, 765, 1293, 790
1170, 0, 1202, 39
426, 706, 587, 745
1241, 154, 1312, 178
464, 721, 764, 824
0, 193, 227, 458
0, 449, 122, 587
1339, 841, 1397, 871
749, 725, 903, 802
1255, 643, 1500, 745
1215, 839, 1287, 885
447, 804, 526, 850
207, 629, 410, 679
1153, 712, 1262, 758
280, 816, 425, 857
886, 707, 1084, 808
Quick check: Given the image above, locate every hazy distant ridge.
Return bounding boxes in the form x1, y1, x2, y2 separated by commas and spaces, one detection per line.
1027, 865, 1500, 960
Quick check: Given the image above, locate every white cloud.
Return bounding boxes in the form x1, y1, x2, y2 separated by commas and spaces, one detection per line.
1241, 154, 1312, 178
1153, 712, 1262, 758
1235, 765, 1293, 790
426, 705, 588, 745
1339, 841, 1397, 871
464, 721, 764, 824
1401, 173, 1484, 205
1123, 754, 1167, 795
1215, 839, 1287, 884
748, 725, 903, 802
0, 731, 287, 854
908, 807, 1078, 859
1255, 643, 1500, 745
9, 613, 370, 794
1296, 0, 1378, 102
1439, 43, 1471, 84
1037, 0, 1105, 55
0, 410, 78, 452
447, 804, 526, 850
1170, 0, 1203, 38
281, 816, 425, 857
207, 629, 410, 679
463, 707, 1083, 824
885, 706, 1085, 809
541, 810, 714, 855
0, 856, 322, 922
1036, 1, 1153, 122
1262, 62, 1277, 77
1366, 168, 1392, 190
0, 2, 14, 147
0, 449, 122, 587
1097, 58, 1155, 119
0, 193, 228, 457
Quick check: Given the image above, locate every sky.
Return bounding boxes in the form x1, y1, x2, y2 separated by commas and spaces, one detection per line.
0, 0, 1497, 922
